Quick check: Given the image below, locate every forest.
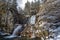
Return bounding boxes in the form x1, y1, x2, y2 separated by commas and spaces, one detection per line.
0, 0, 60, 40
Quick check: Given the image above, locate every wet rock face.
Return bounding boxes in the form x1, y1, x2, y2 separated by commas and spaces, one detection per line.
1, 10, 14, 33
0, 0, 60, 40
0, 1, 28, 35
0, 2, 14, 33
21, 0, 60, 39
36, 0, 60, 39
37, 0, 60, 27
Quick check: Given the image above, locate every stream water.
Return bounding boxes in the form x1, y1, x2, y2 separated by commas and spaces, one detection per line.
4, 24, 22, 38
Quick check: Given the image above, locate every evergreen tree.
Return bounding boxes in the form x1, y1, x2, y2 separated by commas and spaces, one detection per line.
30, 0, 40, 15
12, 0, 17, 9
24, 1, 30, 15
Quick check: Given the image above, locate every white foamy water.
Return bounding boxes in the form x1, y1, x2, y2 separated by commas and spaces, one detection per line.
49, 27, 60, 40
12, 24, 22, 36
29, 15, 36, 25
4, 24, 22, 38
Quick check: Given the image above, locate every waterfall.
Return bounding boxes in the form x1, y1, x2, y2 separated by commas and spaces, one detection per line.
29, 15, 36, 25
4, 24, 22, 38
12, 24, 22, 36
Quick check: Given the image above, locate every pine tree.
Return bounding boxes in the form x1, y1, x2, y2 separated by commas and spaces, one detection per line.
30, 0, 40, 15
12, 0, 17, 9
24, 1, 30, 15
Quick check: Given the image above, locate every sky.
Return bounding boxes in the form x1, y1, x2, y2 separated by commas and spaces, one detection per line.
17, 0, 34, 9
17, 0, 42, 10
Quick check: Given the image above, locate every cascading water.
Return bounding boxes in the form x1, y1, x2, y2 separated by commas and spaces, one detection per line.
4, 24, 22, 38
4, 15, 36, 39
29, 15, 36, 25
12, 24, 22, 36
